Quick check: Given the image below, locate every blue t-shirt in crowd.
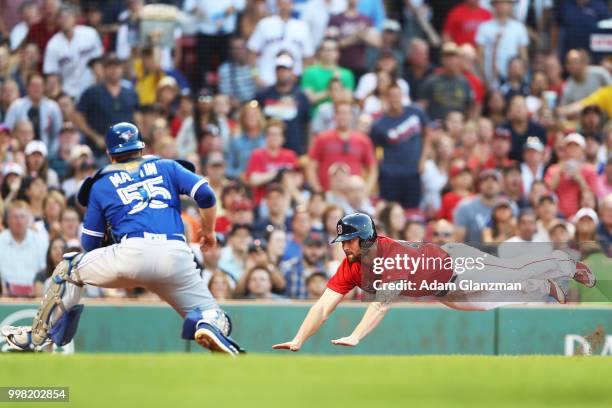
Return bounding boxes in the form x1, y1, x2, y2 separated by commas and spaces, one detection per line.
256, 85, 310, 155
370, 105, 429, 176
501, 120, 547, 162
556, 0, 611, 57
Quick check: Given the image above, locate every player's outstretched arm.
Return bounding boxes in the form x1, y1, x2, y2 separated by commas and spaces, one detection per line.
272, 288, 344, 352
331, 301, 389, 347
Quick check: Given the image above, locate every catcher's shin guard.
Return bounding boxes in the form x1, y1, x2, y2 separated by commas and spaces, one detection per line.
30, 252, 86, 347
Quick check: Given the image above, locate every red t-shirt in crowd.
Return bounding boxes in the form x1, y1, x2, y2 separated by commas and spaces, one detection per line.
245, 147, 299, 203
26, 20, 59, 56
309, 129, 376, 191
327, 236, 453, 297
544, 163, 600, 219
443, 3, 493, 45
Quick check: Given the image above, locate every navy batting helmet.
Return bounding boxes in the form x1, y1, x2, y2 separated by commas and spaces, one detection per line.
330, 213, 377, 248
105, 122, 145, 156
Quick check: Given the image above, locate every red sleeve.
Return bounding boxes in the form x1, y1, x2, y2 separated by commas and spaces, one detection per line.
327, 259, 359, 295
583, 167, 600, 196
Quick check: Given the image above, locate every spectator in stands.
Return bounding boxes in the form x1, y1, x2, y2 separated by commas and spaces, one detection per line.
553, 0, 610, 60
372, 84, 430, 209
403, 38, 433, 102
218, 223, 253, 283
265, 227, 288, 269
402, 218, 426, 243
238, 265, 285, 300
459, 44, 485, 116
419, 42, 474, 121
0, 200, 47, 297
43, 4, 103, 99
61, 144, 95, 199
59, 206, 80, 248
432, 219, 455, 246
520, 137, 546, 195
24, 140, 58, 189
438, 164, 473, 222
218, 37, 257, 106
308, 101, 377, 193
9, 1, 40, 51
573, 207, 600, 255
597, 194, 612, 256
498, 208, 551, 257
75, 54, 139, 162
365, 19, 404, 75
208, 272, 233, 301
226, 101, 266, 180
378, 201, 407, 240
33, 236, 65, 297
1, 162, 24, 202
311, 78, 357, 136
255, 53, 311, 155
4, 73, 62, 157
24, 0, 59, 57
1, 79, 20, 121
48, 122, 79, 181
305, 272, 327, 299
475, 0, 529, 84
245, 120, 299, 204
560, 49, 612, 106
501, 95, 547, 162
421, 135, 453, 216
443, 0, 492, 46
42, 190, 65, 240
13, 43, 42, 96
282, 232, 328, 299
500, 57, 530, 101
533, 193, 565, 242
596, 157, 612, 199
183, 0, 245, 90
327, 0, 381, 79
247, 0, 314, 87
17, 175, 47, 224
482, 199, 517, 244
356, 50, 410, 105
283, 207, 313, 261
454, 169, 510, 244
253, 183, 291, 237
301, 38, 355, 112
341, 174, 375, 215
545, 133, 599, 219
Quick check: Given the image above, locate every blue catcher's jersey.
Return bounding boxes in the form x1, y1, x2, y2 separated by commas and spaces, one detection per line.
82, 156, 208, 247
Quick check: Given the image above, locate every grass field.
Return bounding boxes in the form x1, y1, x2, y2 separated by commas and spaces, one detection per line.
1, 354, 610, 408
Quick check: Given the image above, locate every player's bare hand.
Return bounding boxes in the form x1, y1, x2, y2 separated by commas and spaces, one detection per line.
331, 335, 359, 347
272, 340, 301, 352
200, 232, 217, 253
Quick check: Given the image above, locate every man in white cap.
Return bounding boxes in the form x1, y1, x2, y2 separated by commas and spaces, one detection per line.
544, 133, 599, 219
247, 0, 314, 87
520, 136, 545, 194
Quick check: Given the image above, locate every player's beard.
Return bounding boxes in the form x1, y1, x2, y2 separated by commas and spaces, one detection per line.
344, 250, 361, 263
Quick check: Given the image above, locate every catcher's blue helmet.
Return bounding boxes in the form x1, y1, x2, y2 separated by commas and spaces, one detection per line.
105, 122, 145, 156
330, 212, 377, 247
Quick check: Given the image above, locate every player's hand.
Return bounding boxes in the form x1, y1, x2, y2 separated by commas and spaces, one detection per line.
200, 232, 217, 253
272, 340, 301, 352
331, 335, 359, 347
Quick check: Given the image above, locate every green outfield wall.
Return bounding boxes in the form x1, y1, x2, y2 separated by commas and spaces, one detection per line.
0, 302, 610, 355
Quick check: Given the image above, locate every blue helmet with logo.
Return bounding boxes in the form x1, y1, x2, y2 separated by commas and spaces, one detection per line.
330, 212, 377, 248
105, 122, 145, 156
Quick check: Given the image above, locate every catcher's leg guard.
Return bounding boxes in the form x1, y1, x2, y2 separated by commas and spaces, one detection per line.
6, 252, 86, 351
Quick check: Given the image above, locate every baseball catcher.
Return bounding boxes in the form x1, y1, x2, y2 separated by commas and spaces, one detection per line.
2, 122, 244, 354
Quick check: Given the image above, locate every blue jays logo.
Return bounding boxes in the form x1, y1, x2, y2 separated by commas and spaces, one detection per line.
337, 225, 343, 234
118, 130, 135, 142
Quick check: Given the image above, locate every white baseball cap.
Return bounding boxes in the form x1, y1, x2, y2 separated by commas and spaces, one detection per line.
69, 144, 93, 162
2, 162, 24, 177
275, 54, 294, 69
25, 140, 48, 157
573, 207, 599, 224
564, 133, 586, 149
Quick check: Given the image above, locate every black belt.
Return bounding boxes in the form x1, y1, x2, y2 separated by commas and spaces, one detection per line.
434, 274, 458, 297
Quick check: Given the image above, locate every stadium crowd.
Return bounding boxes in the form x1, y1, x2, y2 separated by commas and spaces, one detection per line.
0, 0, 611, 303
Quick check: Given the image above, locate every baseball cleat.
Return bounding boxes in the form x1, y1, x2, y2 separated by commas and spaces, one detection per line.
194, 323, 239, 355
1, 326, 35, 352
548, 279, 566, 304
573, 261, 596, 288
